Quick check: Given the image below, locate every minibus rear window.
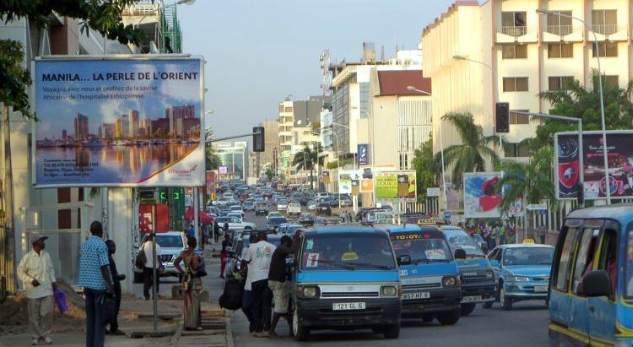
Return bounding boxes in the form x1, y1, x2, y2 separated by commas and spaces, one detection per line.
626, 226, 633, 298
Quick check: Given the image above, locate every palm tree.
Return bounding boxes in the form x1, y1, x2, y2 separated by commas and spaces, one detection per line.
437, 113, 499, 188
292, 144, 323, 189
496, 145, 556, 231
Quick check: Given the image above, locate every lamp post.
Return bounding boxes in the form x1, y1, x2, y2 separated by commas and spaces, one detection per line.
536, 8, 610, 204
407, 86, 447, 215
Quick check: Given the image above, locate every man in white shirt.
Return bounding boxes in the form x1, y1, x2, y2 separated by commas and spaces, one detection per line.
141, 234, 162, 300
17, 234, 57, 345
244, 231, 276, 337
240, 233, 258, 333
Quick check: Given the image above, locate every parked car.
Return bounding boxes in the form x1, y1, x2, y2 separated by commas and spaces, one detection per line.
487, 242, 555, 310
298, 213, 315, 227
134, 231, 187, 283
316, 202, 332, 216
224, 234, 285, 279
339, 197, 353, 207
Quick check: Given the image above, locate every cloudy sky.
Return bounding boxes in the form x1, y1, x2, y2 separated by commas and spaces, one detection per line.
179, 0, 457, 141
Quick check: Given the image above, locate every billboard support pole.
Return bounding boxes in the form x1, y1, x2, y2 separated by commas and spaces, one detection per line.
151, 204, 158, 332
512, 111, 584, 208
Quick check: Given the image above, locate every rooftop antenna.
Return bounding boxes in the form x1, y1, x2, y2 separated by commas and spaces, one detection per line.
319, 49, 332, 96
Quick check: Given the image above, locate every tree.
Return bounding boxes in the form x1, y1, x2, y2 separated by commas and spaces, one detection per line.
265, 166, 274, 180
292, 144, 323, 189
206, 146, 221, 171
412, 133, 438, 201
536, 72, 633, 148
437, 113, 499, 188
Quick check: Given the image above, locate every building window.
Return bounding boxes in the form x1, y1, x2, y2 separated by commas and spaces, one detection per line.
279, 104, 284, 112
546, 11, 573, 35
548, 43, 573, 58
501, 11, 527, 37
592, 42, 618, 57
510, 110, 530, 125
594, 75, 619, 89
503, 77, 529, 92
504, 142, 530, 157
501, 44, 527, 59
284, 106, 293, 112
548, 76, 574, 91
592, 10, 617, 35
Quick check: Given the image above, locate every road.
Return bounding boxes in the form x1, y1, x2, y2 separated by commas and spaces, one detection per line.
225, 209, 551, 347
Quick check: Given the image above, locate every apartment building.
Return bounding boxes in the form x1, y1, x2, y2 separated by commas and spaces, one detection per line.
423, 0, 632, 161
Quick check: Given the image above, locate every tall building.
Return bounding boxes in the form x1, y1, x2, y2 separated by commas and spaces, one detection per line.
166, 105, 195, 138
100, 123, 116, 140
74, 113, 89, 141
259, 119, 279, 175
128, 110, 139, 138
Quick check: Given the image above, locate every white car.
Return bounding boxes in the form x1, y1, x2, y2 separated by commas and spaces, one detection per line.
213, 197, 229, 207
287, 201, 302, 217
277, 199, 289, 211
229, 205, 244, 217
216, 216, 256, 233
223, 192, 234, 200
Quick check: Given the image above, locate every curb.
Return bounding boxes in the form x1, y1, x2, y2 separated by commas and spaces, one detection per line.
169, 325, 183, 346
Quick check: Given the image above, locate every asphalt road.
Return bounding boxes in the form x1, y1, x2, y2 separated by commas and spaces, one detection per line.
227, 209, 551, 347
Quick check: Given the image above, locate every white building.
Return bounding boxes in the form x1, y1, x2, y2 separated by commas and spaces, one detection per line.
423, 0, 633, 161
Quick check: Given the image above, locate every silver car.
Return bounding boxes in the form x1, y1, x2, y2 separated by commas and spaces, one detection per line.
133, 231, 187, 283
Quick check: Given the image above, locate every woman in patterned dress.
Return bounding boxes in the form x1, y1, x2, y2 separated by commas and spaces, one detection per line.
174, 236, 203, 331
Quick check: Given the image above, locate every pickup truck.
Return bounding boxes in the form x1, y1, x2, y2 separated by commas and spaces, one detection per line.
214, 216, 256, 233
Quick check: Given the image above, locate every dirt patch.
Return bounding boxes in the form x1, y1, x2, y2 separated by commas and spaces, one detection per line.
0, 279, 85, 335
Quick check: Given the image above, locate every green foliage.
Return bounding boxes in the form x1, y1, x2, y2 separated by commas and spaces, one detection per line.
412, 133, 437, 201
326, 158, 352, 170
436, 113, 499, 188
206, 146, 221, 171
265, 166, 274, 180
536, 71, 633, 148
496, 146, 556, 212
292, 144, 323, 171
0, 0, 146, 118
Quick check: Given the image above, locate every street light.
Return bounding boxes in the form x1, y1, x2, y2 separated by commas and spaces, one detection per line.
407, 86, 447, 215
536, 8, 610, 204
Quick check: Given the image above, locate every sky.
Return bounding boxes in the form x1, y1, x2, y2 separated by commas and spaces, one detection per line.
179, 0, 457, 141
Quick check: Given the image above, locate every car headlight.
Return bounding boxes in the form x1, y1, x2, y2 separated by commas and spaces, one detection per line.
509, 275, 530, 282
381, 286, 398, 297
442, 276, 459, 287
486, 270, 494, 279
297, 285, 320, 298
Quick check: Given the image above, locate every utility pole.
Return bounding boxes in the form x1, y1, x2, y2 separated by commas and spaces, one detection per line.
1, 104, 16, 295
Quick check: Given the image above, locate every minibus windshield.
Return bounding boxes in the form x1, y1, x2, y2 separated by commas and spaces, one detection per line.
301, 233, 396, 271
390, 233, 453, 264
627, 231, 633, 297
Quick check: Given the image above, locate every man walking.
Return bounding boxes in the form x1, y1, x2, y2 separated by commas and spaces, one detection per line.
268, 232, 302, 337
140, 234, 162, 300
104, 240, 126, 335
220, 234, 231, 279
79, 221, 114, 347
213, 221, 220, 243
244, 231, 276, 337
17, 234, 57, 345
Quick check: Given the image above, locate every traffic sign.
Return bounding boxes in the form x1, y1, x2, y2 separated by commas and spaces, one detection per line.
526, 203, 548, 211
444, 211, 451, 220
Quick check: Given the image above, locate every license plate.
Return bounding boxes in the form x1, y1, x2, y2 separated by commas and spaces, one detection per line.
461, 295, 482, 303
534, 285, 549, 292
332, 302, 366, 311
402, 292, 430, 300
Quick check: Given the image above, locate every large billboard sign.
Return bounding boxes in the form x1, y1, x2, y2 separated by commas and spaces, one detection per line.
464, 172, 503, 218
555, 130, 633, 200
374, 171, 417, 201
34, 57, 204, 187
338, 170, 361, 194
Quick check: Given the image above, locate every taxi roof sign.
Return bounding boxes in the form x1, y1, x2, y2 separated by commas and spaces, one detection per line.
522, 239, 535, 244
417, 218, 445, 226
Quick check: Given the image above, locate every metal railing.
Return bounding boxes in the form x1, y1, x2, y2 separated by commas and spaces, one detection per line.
592, 24, 618, 35
501, 26, 527, 37
546, 25, 573, 36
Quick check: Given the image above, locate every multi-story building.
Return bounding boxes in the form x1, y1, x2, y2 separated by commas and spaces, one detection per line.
259, 119, 279, 175
128, 110, 139, 138
215, 142, 249, 179
423, 0, 633, 162
166, 105, 195, 139
74, 113, 89, 141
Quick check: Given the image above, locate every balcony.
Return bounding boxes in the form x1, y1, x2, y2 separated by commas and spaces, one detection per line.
542, 25, 583, 43
588, 24, 628, 41
496, 26, 537, 44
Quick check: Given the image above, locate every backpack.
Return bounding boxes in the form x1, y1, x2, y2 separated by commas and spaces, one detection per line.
219, 278, 244, 310
135, 244, 147, 269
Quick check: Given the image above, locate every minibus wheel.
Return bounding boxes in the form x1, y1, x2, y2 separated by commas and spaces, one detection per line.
383, 324, 400, 339
292, 305, 309, 341
460, 303, 476, 316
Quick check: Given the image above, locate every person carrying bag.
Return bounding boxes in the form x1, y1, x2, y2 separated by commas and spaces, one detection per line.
174, 236, 203, 331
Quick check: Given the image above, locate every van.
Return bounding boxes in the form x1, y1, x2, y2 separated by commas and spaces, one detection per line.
549, 205, 633, 347
291, 226, 404, 341
386, 224, 462, 325
441, 226, 497, 316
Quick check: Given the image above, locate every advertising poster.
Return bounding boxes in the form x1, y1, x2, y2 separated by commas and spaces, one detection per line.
338, 170, 360, 194
555, 131, 633, 200
464, 172, 503, 218
374, 171, 416, 201
34, 57, 204, 187
358, 144, 369, 166
206, 171, 216, 198
361, 178, 374, 192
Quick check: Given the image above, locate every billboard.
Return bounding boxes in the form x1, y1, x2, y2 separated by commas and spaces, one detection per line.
555, 131, 633, 200
358, 144, 369, 166
338, 170, 361, 194
206, 171, 216, 197
464, 172, 503, 218
360, 178, 374, 192
34, 57, 204, 187
374, 171, 417, 201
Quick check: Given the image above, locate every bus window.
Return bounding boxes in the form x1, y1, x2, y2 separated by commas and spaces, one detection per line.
572, 227, 600, 294
597, 228, 618, 297
627, 224, 633, 298
553, 225, 579, 292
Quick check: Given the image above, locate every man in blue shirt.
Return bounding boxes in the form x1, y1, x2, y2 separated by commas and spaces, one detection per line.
79, 221, 113, 347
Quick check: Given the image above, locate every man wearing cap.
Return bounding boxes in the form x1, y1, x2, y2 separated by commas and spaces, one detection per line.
17, 234, 57, 345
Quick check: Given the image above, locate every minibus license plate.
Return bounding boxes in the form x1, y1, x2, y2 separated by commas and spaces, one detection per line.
333, 302, 366, 311
403, 292, 430, 300
534, 285, 548, 292
461, 295, 482, 303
